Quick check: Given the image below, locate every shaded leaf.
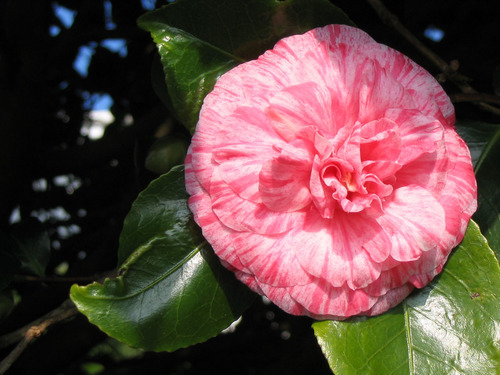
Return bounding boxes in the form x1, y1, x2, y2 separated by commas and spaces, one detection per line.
71, 166, 255, 351
0, 234, 20, 291
455, 119, 500, 168
138, 0, 353, 133
145, 134, 190, 175
0, 289, 15, 321
473, 125, 500, 258
313, 221, 500, 375
11, 218, 51, 277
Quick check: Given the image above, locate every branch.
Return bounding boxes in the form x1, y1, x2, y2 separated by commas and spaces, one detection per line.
366, 0, 500, 117
13, 269, 118, 285
0, 299, 78, 374
13, 274, 99, 284
449, 92, 500, 106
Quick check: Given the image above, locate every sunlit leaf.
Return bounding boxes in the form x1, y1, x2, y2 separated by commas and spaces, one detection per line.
71, 166, 255, 351
313, 221, 500, 375
138, 0, 353, 133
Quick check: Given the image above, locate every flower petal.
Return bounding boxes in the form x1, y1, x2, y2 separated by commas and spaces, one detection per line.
376, 186, 446, 262
210, 168, 306, 235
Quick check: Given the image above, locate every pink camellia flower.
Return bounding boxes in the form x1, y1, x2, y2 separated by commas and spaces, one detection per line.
185, 24, 477, 320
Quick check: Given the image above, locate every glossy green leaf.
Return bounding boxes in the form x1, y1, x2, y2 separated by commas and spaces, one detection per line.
71, 166, 255, 351
138, 0, 353, 133
313, 221, 500, 374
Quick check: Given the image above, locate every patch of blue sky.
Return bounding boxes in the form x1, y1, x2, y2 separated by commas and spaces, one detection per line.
141, 0, 157, 10
102, 39, 128, 57
74, 39, 127, 77
92, 93, 114, 110
52, 2, 76, 28
141, 0, 176, 9
424, 25, 445, 42
82, 92, 114, 111
73, 44, 96, 77
49, 25, 61, 36
104, 0, 117, 30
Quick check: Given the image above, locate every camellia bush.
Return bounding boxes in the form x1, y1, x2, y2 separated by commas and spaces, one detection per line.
1, 0, 500, 374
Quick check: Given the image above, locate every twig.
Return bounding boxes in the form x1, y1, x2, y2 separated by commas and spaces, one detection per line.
13, 274, 99, 284
366, 0, 500, 117
449, 92, 500, 106
0, 299, 78, 374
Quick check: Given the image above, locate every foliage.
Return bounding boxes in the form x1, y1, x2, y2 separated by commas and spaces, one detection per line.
1, 0, 500, 374
71, 166, 254, 351
313, 221, 500, 374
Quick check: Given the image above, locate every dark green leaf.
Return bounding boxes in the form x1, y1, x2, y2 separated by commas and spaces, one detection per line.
0, 233, 20, 291
472, 125, 500, 258
145, 134, 190, 175
71, 166, 255, 351
313, 221, 500, 374
455, 119, 500, 168
493, 64, 500, 96
138, 0, 353, 133
0, 289, 15, 321
11, 218, 51, 277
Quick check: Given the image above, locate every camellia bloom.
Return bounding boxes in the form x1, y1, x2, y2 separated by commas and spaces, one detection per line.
185, 24, 477, 319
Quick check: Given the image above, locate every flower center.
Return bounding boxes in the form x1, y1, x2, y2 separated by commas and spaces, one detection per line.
310, 150, 392, 218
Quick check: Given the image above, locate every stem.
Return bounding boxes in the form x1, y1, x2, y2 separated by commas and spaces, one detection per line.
450, 93, 500, 106
14, 274, 99, 283
0, 299, 78, 374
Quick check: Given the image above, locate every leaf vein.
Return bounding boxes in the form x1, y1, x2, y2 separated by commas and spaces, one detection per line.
403, 300, 415, 375
358, 328, 406, 369
442, 268, 497, 322
88, 240, 207, 301
412, 345, 464, 373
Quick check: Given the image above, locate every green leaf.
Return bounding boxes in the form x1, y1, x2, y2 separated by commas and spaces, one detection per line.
473, 125, 500, 258
71, 166, 255, 351
138, 0, 353, 133
145, 134, 190, 175
0, 234, 20, 291
313, 221, 500, 375
455, 119, 500, 168
493, 64, 500, 96
0, 289, 15, 321
11, 218, 51, 277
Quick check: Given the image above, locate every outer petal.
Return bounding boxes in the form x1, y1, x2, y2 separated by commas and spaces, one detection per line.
231, 232, 313, 287
290, 210, 390, 290
375, 186, 446, 262
210, 168, 306, 235
358, 40, 455, 126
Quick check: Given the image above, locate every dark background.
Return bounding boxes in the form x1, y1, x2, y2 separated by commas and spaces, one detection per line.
0, 0, 498, 374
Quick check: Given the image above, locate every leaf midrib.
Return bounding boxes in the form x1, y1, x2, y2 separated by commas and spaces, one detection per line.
83, 239, 208, 301
403, 300, 415, 375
